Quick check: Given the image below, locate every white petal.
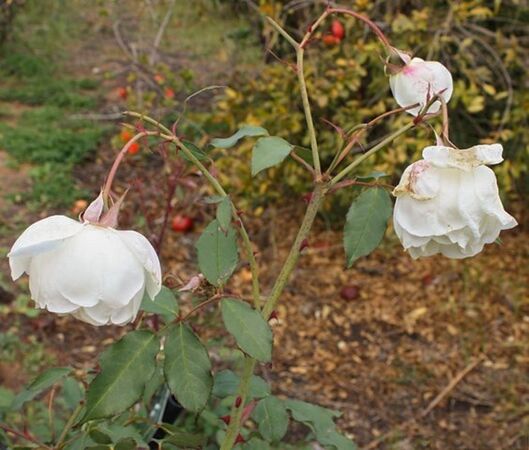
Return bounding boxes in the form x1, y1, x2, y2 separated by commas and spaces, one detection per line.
110, 284, 145, 325
473, 166, 518, 230
56, 226, 145, 308
115, 230, 162, 300
8, 216, 83, 280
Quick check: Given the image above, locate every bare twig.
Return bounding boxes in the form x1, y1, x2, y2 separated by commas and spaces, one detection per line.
420, 356, 484, 418
149, 0, 177, 66
291, 150, 316, 176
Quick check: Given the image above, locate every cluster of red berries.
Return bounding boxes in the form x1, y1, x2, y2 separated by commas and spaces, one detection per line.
322, 20, 345, 46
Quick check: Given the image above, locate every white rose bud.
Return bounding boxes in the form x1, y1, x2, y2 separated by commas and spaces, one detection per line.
388, 49, 453, 116
393, 143, 517, 259
8, 214, 161, 326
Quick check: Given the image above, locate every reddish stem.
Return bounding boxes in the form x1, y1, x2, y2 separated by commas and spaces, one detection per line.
102, 131, 158, 205
179, 294, 222, 322
0, 424, 51, 449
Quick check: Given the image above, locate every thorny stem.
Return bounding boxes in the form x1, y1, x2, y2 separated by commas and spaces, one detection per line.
220, 358, 256, 450
265, 17, 322, 178
261, 183, 326, 318
221, 184, 327, 450
440, 96, 451, 144
296, 49, 322, 178
325, 104, 419, 176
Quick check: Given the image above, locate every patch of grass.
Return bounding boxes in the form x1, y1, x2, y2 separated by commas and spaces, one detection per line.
0, 49, 107, 207
0, 106, 106, 165
0, 105, 107, 206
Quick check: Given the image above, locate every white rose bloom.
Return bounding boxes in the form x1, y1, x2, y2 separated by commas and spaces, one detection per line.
393, 143, 517, 259
389, 50, 453, 116
8, 215, 161, 326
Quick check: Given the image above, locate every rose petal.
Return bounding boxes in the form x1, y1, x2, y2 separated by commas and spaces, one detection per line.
115, 230, 162, 300
8, 216, 83, 280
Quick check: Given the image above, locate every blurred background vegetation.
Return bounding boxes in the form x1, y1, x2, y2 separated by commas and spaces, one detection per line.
1, 0, 528, 211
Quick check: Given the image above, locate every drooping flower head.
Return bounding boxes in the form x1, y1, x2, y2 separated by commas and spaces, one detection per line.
8, 193, 161, 326
393, 143, 517, 259
388, 49, 453, 116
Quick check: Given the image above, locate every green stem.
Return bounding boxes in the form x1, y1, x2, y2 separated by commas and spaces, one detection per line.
265, 16, 299, 49
264, 18, 322, 177
261, 183, 326, 318
56, 403, 83, 448
219, 357, 256, 450
220, 184, 327, 450
296, 48, 321, 178
329, 122, 415, 186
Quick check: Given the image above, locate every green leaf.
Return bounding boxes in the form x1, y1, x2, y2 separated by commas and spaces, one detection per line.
356, 171, 388, 180
11, 366, 71, 410
63, 434, 95, 450
251, 136, 293, 176
164, 324, 213, 412
62, 377, 84, 410
196, 219, 238, 286
115, 438, 137, 450
81, 330, 159, 422
221, 298, 273, 362
0, 387, 14, 412
180, 141, 208, 161
210, 125, 268, 149
252, 396, 289, 442
343, 188, 392, 267
212, 370, 270, 399
140, 286, 180, 321
216, 196, 232, 231
143, 364, 164, 404
242, 438, 271, 450
285, 400, 355, 450
160, 424, 206, 448
89, 429, 112, 445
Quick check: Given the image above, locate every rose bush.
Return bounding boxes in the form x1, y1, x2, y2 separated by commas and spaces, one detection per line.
0, 4, 521, 450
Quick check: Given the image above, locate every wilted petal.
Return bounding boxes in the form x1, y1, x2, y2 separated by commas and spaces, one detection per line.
423, 144, 504, 170
393, 143, 517, 259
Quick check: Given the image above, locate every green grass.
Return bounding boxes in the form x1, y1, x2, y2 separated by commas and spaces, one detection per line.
0, 43, 108, 208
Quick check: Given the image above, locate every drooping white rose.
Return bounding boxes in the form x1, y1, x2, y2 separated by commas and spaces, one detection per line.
8, 215, 161, 326
392, 143, 517, 259
388, 49, 453, 116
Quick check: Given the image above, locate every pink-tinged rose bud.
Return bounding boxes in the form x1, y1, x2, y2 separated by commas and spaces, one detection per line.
392, 143, 517, 259
388, 49, 453, 116
8, 215, 161, 326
